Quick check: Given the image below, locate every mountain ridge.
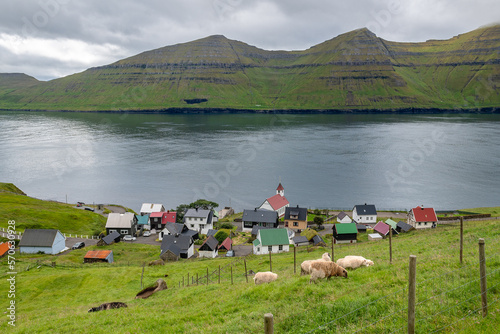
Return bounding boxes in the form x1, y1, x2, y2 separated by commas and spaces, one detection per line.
0, 25, 499, 112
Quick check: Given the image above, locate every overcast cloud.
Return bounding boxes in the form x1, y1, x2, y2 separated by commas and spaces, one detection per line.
0, 0, 498, 80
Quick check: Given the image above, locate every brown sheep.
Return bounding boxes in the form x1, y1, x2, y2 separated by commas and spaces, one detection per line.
309, 261, 348, 283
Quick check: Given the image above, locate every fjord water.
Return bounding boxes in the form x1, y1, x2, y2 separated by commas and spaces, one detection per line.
1, 111, 499, 212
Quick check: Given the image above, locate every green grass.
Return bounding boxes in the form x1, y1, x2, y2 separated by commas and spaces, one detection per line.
1, 219, 499, 333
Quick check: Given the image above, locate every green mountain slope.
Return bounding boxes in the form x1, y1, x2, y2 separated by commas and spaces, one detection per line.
0, 25, 499, 111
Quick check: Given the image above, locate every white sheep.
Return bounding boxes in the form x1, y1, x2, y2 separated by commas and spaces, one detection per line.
300, 252, 332, 275
336, 255, 374, 270
253, 271, 278, 285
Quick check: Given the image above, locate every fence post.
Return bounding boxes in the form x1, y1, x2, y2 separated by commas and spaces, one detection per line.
264, 313, 274, 334
219, 265, 221, 284
196, 273, 199, 285
269, 251, 272, 272
460, 217, 464, 264
408, 255, 417, 334
479, 238, 488, 317
331, 235, 334, 262
187, 273, 189, 287
231, 266, 233, 285
389, 227, 393, 264
294, 246, 296, 274
245, 259, 248, 283
207, 267, 209, 285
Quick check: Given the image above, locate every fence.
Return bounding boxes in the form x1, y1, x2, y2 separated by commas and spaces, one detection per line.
0, 227, 100, 240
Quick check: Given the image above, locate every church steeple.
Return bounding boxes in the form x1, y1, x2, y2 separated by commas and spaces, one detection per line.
276, 183, 284, 197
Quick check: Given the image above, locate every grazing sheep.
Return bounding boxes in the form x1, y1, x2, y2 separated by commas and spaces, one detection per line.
253, 271, 278, 285
309, 261, 348, 283
300, 252, 332, 275
336, 256, 374, 270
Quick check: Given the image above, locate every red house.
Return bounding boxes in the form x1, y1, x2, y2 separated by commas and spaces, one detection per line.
408, 206, 438, 229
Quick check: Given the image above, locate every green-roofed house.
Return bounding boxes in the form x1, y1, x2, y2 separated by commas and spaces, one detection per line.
332, 223, 358, 244
252, 228, 290, 255
135, 214, 150, 232
384, 218, 399, 235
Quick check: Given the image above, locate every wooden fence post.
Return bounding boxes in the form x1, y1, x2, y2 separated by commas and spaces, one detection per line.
219, 265, 221, 284
196, 273, 199, 285
187, 273, 189, 287
294, 246, 296, 274
231, 266, 233, 285
479, 238, 488, 317
182, 276, 184, 287
207, 267, 209, 285
264, 313, 274, 334
408, 255, 417, 334
389, 227, 393, 264
245, 259, 248, 283
460, 217, 464, 264
269, 251, 272, 272
331, 235, 334, 262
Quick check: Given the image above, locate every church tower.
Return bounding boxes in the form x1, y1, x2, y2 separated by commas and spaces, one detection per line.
276, 183, 284, 197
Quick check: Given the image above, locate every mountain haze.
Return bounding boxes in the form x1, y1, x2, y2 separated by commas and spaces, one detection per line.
0, 25, 499, 112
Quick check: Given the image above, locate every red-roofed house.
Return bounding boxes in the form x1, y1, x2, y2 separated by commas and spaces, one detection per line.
408, 206, 438, 229
374, 221, 390, 238
0, 242, 11, 257
218, 237, 233, 252
259, 183, 290, 218
150, 211, 177, 230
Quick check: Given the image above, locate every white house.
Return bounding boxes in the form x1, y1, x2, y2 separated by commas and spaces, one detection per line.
184, 208, 214, 235
18, 229, 66, 255
408, 206, 438, 229
198, 235, 219, 258
253, 228, 290, 255
353, 204, 377, 226
337, 211, 352, 224
105, 212, 138, 237
140, 203, 165, 215
259, 183, 290, 218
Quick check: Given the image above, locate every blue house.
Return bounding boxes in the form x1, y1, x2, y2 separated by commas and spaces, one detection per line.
18, 229, 66, 255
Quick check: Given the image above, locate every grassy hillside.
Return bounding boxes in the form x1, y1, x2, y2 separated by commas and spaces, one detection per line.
0, 26, 498, 112
0, 182, 106, 235
1, 219, 498, 333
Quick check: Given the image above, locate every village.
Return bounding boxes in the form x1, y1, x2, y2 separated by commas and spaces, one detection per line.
5, 183, 444, 264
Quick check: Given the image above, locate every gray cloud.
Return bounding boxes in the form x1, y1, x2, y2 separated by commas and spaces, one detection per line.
0, 0, 498, 80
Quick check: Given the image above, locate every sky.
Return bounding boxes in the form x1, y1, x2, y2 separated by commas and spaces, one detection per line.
0, 0, 498, 81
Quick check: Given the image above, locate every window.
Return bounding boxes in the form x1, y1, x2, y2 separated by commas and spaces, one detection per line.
268, 246, 272, 252
120, 229, 128, 234
191, 224, 194, 228
279, 245, 283, 251
293, 222, 298, 227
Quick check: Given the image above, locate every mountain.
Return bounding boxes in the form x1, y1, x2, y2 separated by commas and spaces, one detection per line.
0, 25, 499, 112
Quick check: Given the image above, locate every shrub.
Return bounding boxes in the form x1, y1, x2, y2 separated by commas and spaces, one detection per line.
214, 230, 229, 244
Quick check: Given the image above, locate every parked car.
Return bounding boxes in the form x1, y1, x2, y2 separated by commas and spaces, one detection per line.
71, 242, 85, 249
143, 231, 151, 237
123, 235, 136, 241
76, 202, 85, 207
225, 250, 235, 257
84, 207, 95, 212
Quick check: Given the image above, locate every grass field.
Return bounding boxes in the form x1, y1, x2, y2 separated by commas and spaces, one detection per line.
1, 218, 499, 333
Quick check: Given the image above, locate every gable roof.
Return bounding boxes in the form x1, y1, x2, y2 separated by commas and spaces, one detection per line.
165, 222, 186, 235
337, 211, 348, 220
265, 194, 290, 210
312, 235, 325, 245
140, 203, 165, 214
84, 250, 112, 259
0, 242, 10, 257
276, 183, 284, 191
292, 235, 309, 245
258, 228, 289, 246
161, 235, 193, 254
149, 212, 163, 218
397, 221, 415, 232
207, 229, 218, 237
18, 229, 62, 247
199, 236, 219, 251
184, 208, 212, 219
136, 214, 150, 225
356, 224, 368, 231
374, 221, 390, 236
284, 206, 308, 221
385, 218, 398, 229
102, 231, 121, 245
106, 213, 136, 229
411, 206, 438, 222
334, 223, 358, 234
218, 237, 232, 250
354, 204, 377, 216
162, 211, 177, 224
243, 209, 278, 224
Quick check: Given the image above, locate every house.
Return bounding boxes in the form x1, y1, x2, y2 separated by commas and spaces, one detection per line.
158, 222, 198, 241
105, 213, 138, 237
253, 228, 290, 255
219, 207, 234, 219
356, 224, 368, 233
135, 214, 150, 231
408, 206, 438, 229
184, 208, 214, 235
284, 205, 308, 231
198, 236, 219, 258
337, 211, 352, 224
292, 235, 310, 247
0, 242, 11, 257
160, 234, 194, 260
396, 221, 415, 233
259, 183, 290, 218
150, 211, 177, 231
352, 204, 377, 226
218, 237, 233, 252
100, 231, 121, 245
333, 223, 358, 244
311, 235, 326, 246
374, 221, 398, 238
18, 229, 66, 255
140, 203, 165, 215
84, 250, 114, 263
242, 208, 279, 233
385, 219, 398, 231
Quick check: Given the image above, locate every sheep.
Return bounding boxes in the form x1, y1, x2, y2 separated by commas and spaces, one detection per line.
253, 271, 278, 285
300, 252, 332, 276
309, 261, 348, 283
336, 256, 374, 270
148, 259, 165, 266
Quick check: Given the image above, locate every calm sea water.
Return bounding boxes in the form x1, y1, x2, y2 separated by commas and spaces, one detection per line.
1, 111, 499, 213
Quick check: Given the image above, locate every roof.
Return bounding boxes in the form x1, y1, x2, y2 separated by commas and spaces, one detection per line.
165, 222, 185, 235
182, 229, 199, 239
334, 223, 358, 234
136, 214, 150, 225
161, 235, 193, 254
356, 224, 368, 231
199, 236, 219, 251
312, 235, 325, 245
140, 203, 164, 214
374, 221, 390, 236
354, 204, 377, 216
84, 250, 112, 259
243, 209, 278, 224
276, 183, 284, 191
102, 231, 121, 245
18, 229, 62, 247
149, 212, 163, 218
219, 237, 232, 250
284, 206, 308, 221
0, 242, 10, 257
105, 213, 136, 229
258, 228, 289, 246
411, 206, 438, 222
184, 208, 212, 219
251, 225, 270, 236
265, 194, 290, 210
385, 218, 398, 229
397, 221, 415, 232
293, 235, 309, 245
337, 211, 348, 220
207, 229, 218, 237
